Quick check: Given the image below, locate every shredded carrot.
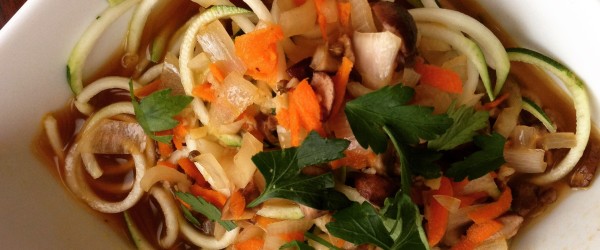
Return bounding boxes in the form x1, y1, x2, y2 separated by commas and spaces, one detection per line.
451, 220, 503, 250
451, 178, 469, 194
314, 0, 328, 41
414, 59, 463, 94
456, 191, 489, 208
255, 215, 282, 229
426, 176, 453, 247
330, 56, 353, 118
330, 149, 373, 170
157, 142, 174, 158
172, 120, 188, 150
134, 79, 162, 98
229, 190, 246, 219
234, 237, 265, 250
235, 25, 284, 83
157, 160, 177, 169
177, 158, 207, 186
483, 92, 510, 110
289, 101, 302, 147
192, 83, 216, 102
290, 79, 325, 136
209, 63, 226, 83
279, 231, 305, 243
190, 184, 227, 209
468, 187, 512, 224
337, 0, 352, 33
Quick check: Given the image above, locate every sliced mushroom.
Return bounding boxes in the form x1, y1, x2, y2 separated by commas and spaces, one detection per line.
80, 119, 146, 154
330, 34, 355, 63
569, 141, 600, 188
310, 44, 340, 72
371, 1, 418, 66
311, 72, 335, 118
160, 52, 185, 95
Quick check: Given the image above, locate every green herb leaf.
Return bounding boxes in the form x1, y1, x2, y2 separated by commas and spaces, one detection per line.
279, 240, 315, 250
382, 192, 429, 250
180, 204, 202, 228
446, 133, 506, 181
129, 82, 192, 143
304, 231, 341, 250
428, 104, 489, 151
297, 131, 350, 167
345, 85, 453, 153
326, 202, 394, 249
399, 143, 442, 179
175, 192, 237, 231
248, 132, 349, 209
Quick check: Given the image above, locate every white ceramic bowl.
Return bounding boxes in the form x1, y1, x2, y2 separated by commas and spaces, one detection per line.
1, 0, 599, 249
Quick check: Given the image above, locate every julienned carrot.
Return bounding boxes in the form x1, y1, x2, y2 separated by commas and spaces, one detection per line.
229, 190, 246, 219
414, 59, 463, 94
279, 231, 305, 243
157, 142, 173, 158
177, 158, 207, 186
426, 176, 453, 247
483, 92, 510, 110
209, 63, 226, 83
190, 184, 228, 209
337, 0, 352, 33
134, 79, 162, 98
255, 215, 282, 229
290, 80, 325, 136
173, 120, 188, 150
330, 57, 353, 118
451, 220, 503, 250
192, 83, 216, 102
468, 187, 512, 223
234, 25, 284, 83
314, 0, 328, 41
234, 237, 265, 250
330, 148, 375, 170
456, 191, 488, 208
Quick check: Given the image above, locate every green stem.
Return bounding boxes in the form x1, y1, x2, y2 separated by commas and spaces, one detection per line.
304, 231, 341, 250
382, 126, 412, 196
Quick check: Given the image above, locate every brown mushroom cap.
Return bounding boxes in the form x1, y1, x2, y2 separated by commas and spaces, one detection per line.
371, 1, 418, 66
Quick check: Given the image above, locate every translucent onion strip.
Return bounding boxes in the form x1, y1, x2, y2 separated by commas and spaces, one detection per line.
43, 115, 65, 160
123, 0, 163, 68
75, 76, 140, 115
81, 152, 103, 179
409, 8, 510, 98
179, 6, 251, 125
149, 186, 179, 249
242, 0, 273, 22
67, 0, 142, 95
140, 165, 192, 192
136, 63, 163, 85
179, 215, 240, 249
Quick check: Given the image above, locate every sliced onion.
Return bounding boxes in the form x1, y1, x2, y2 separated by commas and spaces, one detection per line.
81, 152, 103, 179
348, 0, 376, 32
137, 63, 163, 85
140, 165, 192, 192
192, 153, 232, 196
279, 0, 316, 37
264, 219, 313, 250
504, 147, 547, 174
43, 115, 65, 160
510, 125, 539, 149
231, 133, 263, 189
353, 31, 403, 89
74, 77, 140, 115
186, 136, 226, 159
209, 72, 258, 125
493, 106, 521, 138
149, 186, 179, 249
461, 173, 500, 198
346, 81, 374, 98
433, 195, 461, 213
179, 214, 240, 249
197, 20, 247, 76
335, 183, 367, 203
402, 68, 421, 88
541, 132, 577, 150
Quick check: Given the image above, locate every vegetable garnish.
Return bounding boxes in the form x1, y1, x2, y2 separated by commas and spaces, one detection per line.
129, 82, 192, 143
175, 191, 237, 231
445, 133, 506, 181
428, 104, 490, 151
326, 191, 429, 250
247, 131, 350, 209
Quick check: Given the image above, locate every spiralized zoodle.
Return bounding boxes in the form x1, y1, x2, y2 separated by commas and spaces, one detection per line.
38, 0, 598, 249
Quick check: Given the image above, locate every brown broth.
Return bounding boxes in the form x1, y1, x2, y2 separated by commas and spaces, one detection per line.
32, 0, 600, 249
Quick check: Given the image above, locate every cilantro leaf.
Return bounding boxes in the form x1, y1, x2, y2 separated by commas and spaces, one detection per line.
345, 85, 453, 153
428, 104, 489, 151
174, 192, 237, 231
326, 202, 394, 249
297, 131, 350, 167
446, 133, 506, 181
279, 240, 315, 250
247, 132, 349, 209
129, 82, 192, 143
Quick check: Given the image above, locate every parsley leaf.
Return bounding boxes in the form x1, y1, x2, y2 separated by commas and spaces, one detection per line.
326, 192, 429, 250
398, 143, 442, 179
446, 133, 506, 181
129, 82, 192, 143
428, 104, 489, 151
326, 202, 394, 249
345, 85, 453, 153
174, 192, 237, 231
247, 132, 350, 209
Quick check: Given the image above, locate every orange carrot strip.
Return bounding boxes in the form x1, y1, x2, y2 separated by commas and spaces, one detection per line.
177, 158, 207, 186
292, 0, 307, 6
235, 25, 284, 83
279, 231, 305, 243
134, 79, 162, 98
290, 79, 325, 136
229, 190, 246, 219
330, 56, 353, 118
330, 149, 372, 170
158, 142, 174, 158
314, 0, 328, 41
337, 0, 352, 33
234, 237, 265, 250
483, 92, 510, 110
426, 176, 453, 247
451, 219, 504, 250
190, 184, 227, 209
255, 215, 282, 229
414, 60, 463, 94
468, 188, 512, 223
289, 100, 302, 147
192, 83, 216, 102
209, 63, 226, 83
456, 191, 489, 208
172, 121, 188, 150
